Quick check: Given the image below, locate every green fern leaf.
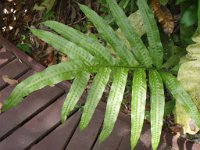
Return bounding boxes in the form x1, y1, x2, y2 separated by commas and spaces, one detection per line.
42, 21, 116, 65
137, 0, 163, 68
106, 0, 152, 68
99, 68, 128, 142
30, 28, 94, 64
61, 72, 90, 122
2, 60, 89, 111
79, 4, 139, 67
131, 68, 147, 149
149, 69, 165, 150
160, 71, 200, 127
80, 68, 111, 130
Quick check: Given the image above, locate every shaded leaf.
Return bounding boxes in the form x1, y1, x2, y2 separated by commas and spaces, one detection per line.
181, 4, 197, 27
159, 0, 169, 5
33, 0, 56, 12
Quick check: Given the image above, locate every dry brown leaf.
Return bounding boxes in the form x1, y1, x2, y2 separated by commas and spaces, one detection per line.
151, 0, 174, 35
169, 124, 183, 134
2, 75, 18, 85
60, 55, 68, 62
42, 46, 55, 66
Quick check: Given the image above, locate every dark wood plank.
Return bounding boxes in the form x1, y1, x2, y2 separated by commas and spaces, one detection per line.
118, 123, 151, 150
0, 59, 29, 89
31, 111, 81, 150
66, 106, 105, 150
93, 114, 130, 150
0, 96, 66, 150
0, 35, 71, 91
0, 47, 15, 68
117, 133, 131, 150
0, 85, 64, 140
0, 70, 34, 103
0, 36, 44, 72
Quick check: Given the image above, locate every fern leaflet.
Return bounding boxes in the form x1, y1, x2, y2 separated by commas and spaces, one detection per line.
149, 69, 165, 150
138, 0, 164, 68
80, 68, 111, 130
131, 68, 147, 149
99, 68, 128, 142
61, 72, 90, 122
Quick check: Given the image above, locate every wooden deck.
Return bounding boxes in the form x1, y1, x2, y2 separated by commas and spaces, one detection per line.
0, 35, 200, 150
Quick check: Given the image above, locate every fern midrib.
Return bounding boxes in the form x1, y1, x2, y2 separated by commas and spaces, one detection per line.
154, 77, 163, 134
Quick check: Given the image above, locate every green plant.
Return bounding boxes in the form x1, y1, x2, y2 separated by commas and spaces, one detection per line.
16, 35, 32, 54
43, 10, 56, 20
175, 0, 200, 45
16, 43, 32, 54
2, 0, 200, 149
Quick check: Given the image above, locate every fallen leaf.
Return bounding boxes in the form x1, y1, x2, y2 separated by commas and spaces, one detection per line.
42, 46, 55, 66
2, 75, 18, 85
169, 124, 183, 134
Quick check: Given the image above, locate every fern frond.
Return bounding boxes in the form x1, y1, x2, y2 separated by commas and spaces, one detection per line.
42, 21, 116, 65
106, 0, 152, 68
30, 28, 94, 64
99, 68, 128, 142
149, 69, 165, 150
79, 4, 139, 67
3, 2, 194, 149
138, 0, 163, 68
80, 68, 111, 130
160, 71, 200, 127
2, 60, 90, 111
131, 68, 147, 149
61, 72, 90, 122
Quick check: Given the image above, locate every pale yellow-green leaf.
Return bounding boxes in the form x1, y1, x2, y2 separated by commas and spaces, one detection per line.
108, 10, 145, 53
176, 31, 200, 134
